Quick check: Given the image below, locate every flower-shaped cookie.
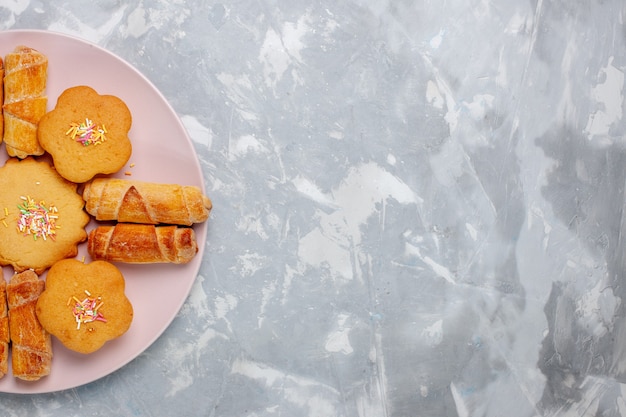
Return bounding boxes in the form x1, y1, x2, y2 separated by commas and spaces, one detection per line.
35, 259, 133, 354
37, 85, 132, 183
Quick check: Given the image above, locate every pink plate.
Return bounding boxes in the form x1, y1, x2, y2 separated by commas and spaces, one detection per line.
0, 30, 207, 393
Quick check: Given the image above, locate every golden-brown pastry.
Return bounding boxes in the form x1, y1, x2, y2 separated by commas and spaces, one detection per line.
0, 157, 90, 274
7, 270, 51, 381
83, 178, 212, 226
0, 56, 4, 143
88, 224, 198, 264
36, 259, 133, 354
3, 46, 48, 158
37, 85, 132, 183
0, 278, 8, 379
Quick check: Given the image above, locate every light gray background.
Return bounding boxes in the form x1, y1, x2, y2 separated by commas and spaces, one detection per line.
2, 1, 626, 416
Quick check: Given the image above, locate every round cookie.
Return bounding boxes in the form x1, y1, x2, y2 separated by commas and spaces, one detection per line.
35, 259, 134, 354
37, 85, 132, 183
0, 157, 89, 274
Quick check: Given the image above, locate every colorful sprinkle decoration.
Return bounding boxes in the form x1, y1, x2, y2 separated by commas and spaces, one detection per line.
17, 196, 59, 241
65, 118, 107, 146
69, 290, 107, 330
1, 207, 8, 228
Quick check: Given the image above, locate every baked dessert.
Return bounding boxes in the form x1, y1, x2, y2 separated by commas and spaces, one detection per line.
3, 46, 48, 158
88, 224, 198, 264
0, 157, 89, 274
0, 278, 8, 379
37, 85, 132, 183
35, 259, 133, 354
7, 270, 51, 381
83, 178, 212, 226
0, 56, 4, 142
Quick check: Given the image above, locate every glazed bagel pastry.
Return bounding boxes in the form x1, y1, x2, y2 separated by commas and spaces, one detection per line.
0, 56, 4, 142
0, 278, 8, 379
7, 270, 52, 381
88, 223, 198, 264
3, 45, 48, 158
36, 259, 133, 354
83, 178, 212, 225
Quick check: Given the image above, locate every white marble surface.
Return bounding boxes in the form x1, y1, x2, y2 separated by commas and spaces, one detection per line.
2, 0, 626, 415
